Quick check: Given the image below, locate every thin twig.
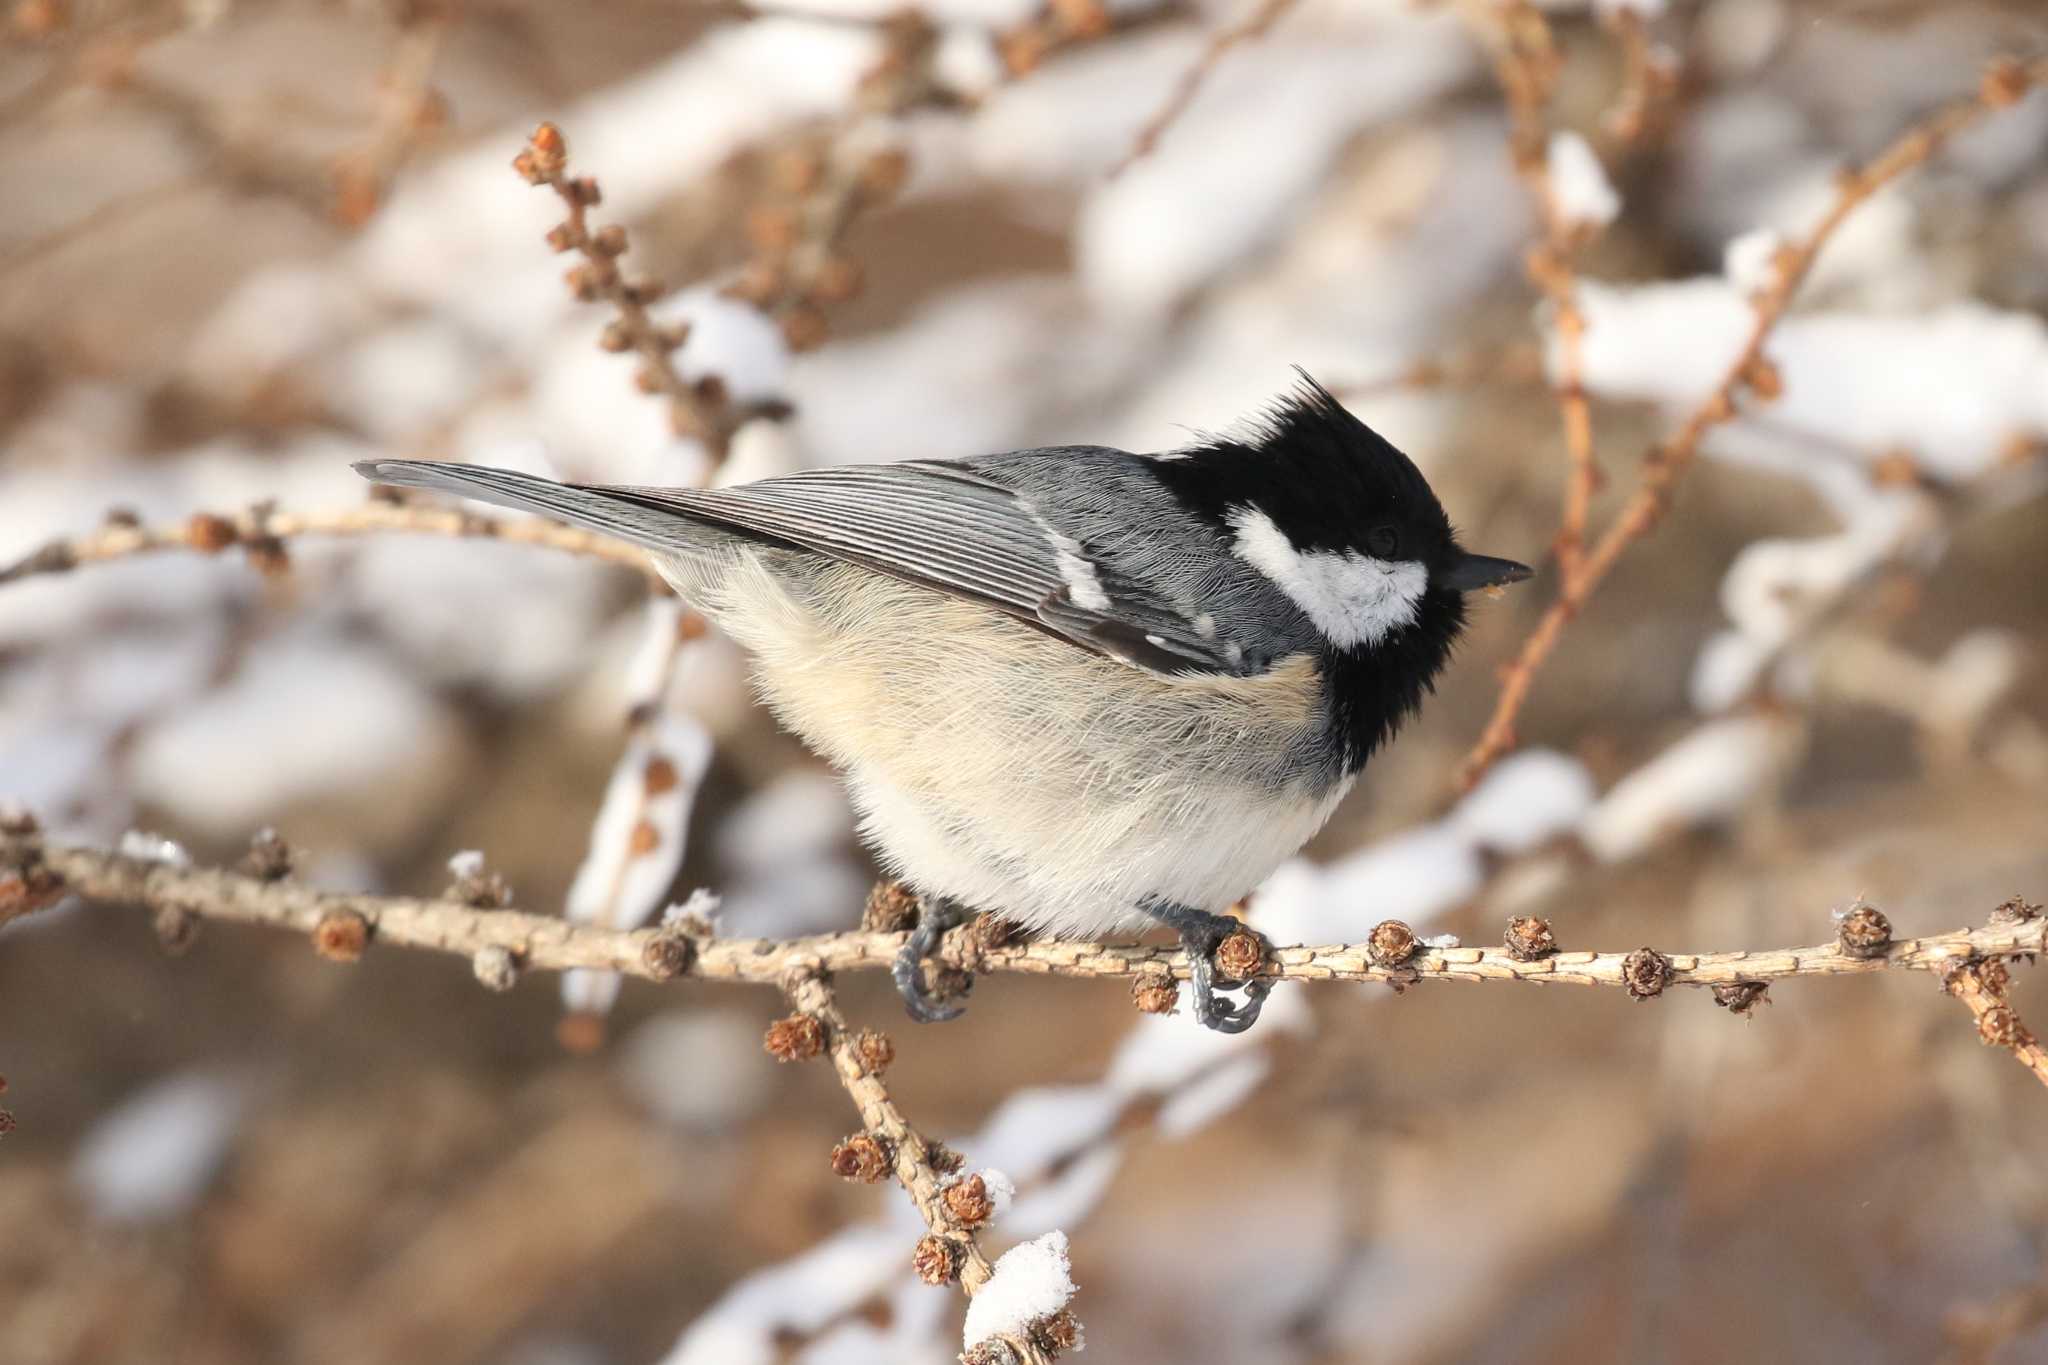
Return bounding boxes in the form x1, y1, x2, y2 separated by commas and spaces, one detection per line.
728, 128, 913, 355
513, 123, 786, 457
1944, 1270, 2048, 1365
330, 1, 455, 227
1944, 958, 2048, 1093
1600, 8, 1680, 151
1467, 0, 1602, 587
0, 174, 207, 281
1455, 55, 2048, 789
1331, 343, 1547, 401
722, 15, 930, 353
1108, 0, 1301, 178
784, 973, 1059, 1362
1541, 249, 1599, 588
0, 500, 652, 587
8, 837, 2043, 1000
995, 0, 1117, 80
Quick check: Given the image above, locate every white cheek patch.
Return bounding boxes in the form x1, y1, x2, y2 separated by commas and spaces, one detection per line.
1227, 505, 1428, 648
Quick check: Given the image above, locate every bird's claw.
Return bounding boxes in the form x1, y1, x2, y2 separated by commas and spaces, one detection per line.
1180, 921, 1273, 1035
891, 897, 970, 1024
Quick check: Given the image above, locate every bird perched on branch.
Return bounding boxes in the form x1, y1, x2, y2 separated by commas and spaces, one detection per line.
356, 375, 1531, 1032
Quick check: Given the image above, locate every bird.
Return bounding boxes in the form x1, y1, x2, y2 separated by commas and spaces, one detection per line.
354, 375, 1532, 1033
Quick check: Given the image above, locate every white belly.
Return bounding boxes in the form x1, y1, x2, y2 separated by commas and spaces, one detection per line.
844, 762, 1350, 938
671, 549, 1351, 938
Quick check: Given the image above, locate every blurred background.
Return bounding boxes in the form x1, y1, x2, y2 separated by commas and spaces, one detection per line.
4, 0, 2048, 1361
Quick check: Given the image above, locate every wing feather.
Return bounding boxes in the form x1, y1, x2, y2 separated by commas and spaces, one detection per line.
599, 462, 1252, 676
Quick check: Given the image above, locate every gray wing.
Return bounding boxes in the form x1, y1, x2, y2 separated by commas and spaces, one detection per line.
602, 460, 1263, 677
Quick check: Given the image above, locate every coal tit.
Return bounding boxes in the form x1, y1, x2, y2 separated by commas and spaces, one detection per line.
356, 376, 1531, 1033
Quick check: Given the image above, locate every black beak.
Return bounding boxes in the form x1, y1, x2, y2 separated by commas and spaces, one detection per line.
1436, 551, 1534, 592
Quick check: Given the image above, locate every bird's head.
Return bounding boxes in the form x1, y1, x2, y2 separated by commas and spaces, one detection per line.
1155, 372, 1533, 762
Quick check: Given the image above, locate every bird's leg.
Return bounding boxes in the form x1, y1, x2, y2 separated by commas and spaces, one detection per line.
1140, 900, 1272, 1034
891, 895, 972, 1023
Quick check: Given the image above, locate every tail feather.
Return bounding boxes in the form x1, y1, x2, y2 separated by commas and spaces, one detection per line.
352, 459, 704, 553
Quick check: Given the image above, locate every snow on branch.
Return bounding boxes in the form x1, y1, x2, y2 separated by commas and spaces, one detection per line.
1455, 53, 2048, 789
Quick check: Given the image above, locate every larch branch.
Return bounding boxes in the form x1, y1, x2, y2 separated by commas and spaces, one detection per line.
1466, 0, 1602, 587
514, 122, 790, 456
1943, 957, 2048, 1093
1455, 54, 2048, 789
7, 837, 2042, 1003
1943, 1270, 2048, 1365
783, 973, 1061, 1361
0, 499, 653, 588
1109, 0, 1301, 178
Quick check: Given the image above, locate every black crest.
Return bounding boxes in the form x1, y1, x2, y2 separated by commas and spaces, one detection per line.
1149, 371, 1458, 564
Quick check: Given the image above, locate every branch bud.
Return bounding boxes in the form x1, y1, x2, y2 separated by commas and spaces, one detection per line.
1621, 947, 1671, 999
1132, 970, 1178, 1015
1835, 903, 1892, 960
863, 881, 920, 934
831, 1133, 893, 1183
942, 1173, 995, 1227
238, 828, 294, 882
312, 909, 371, 962
1712, 981, 1770, 1016
1504, 915, 1557, 961
764, 1013, 827, 1062
853, 1028, 895, 1074
472, 944, 519, 992
1213, 928, 1264, 983
912, 1234, 959, 1285
640, 931, 694, 980
1366, 919, 1418, 968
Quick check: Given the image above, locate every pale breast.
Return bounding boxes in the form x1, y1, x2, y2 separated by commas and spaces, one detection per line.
673, 549, 1349, 936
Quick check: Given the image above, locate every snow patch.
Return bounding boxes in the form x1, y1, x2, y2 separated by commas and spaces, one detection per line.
961, 1231, 1079, 1350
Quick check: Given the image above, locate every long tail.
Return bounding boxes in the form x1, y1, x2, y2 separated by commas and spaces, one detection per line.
352, 459, 706, 552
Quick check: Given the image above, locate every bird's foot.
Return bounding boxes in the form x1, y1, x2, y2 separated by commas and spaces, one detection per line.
890, 896, 971, 1023
1144, 901, 1273, 1034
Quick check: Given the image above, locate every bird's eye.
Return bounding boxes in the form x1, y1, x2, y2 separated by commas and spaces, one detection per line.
1365, 525, 1401, 558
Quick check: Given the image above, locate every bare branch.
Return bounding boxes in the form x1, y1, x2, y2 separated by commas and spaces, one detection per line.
8, 836, 2043, 1005
329, 0, 456, 227
1456, 54, 2048, 789
1109, 0, 1301, 178
1944, 955, 2048, 1093
784, 973, 1062, 1362
1465, 0, 1603, 586
725, 16, 929, 353
0, 500, 653, 587
1331, 342, 1547, 402
1600, 8, 1680, 150
514, 122, 789, 456
1944, 1268, 2048, 1365
995, 0, 1118, 80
